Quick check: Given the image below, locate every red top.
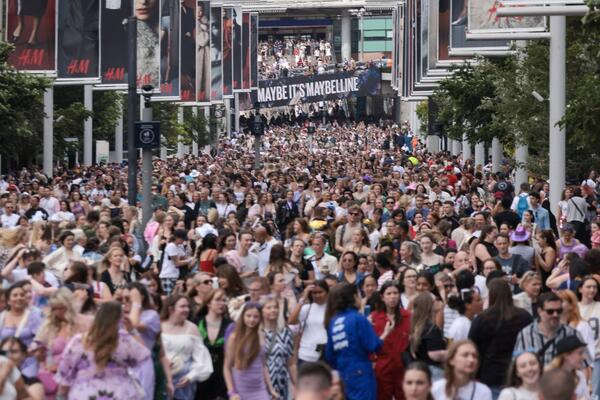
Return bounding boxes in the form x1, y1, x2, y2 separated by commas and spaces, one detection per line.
371, 308, 411, 371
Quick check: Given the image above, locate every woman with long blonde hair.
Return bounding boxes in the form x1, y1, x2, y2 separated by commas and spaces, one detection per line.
98, 245, 130, 295
545, 335, 590, 400
0, 227, 29, 270
34, 289, 90, 399
54, 301, 151, 399
431, 339, 492, 400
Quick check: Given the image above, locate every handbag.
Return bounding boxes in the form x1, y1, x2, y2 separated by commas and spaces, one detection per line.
293, 303, 312, 358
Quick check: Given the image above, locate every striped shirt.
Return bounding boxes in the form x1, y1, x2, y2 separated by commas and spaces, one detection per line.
513, 321, 589, 366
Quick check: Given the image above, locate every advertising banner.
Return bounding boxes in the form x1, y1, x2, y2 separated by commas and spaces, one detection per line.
210, 6, 223, 102
232, 7, 242, 91
222, 7, 233, 97
391, 7, 397, 90
196, 0, 210, 104
242, 12, 250, 91
467, 0, 545, 35
450, 0, 508, 54
136, 0, 161, 90
57, 0, 100, 81
5, 0, 56, 73
250, 13, 259, 89
250, 68, 381, 109
180, 0, 196, 102
99, 0, 131, 86
157, 0, 181, 99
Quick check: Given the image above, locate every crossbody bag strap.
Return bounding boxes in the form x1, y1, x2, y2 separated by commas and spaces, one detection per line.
570, 198, 585, 219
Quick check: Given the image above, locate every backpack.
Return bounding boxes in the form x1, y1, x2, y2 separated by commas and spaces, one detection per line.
516, 195, 528, 219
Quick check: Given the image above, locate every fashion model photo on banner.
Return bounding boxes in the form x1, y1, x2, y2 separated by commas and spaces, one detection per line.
136, 0, 161, 89
196, 0, 211, 103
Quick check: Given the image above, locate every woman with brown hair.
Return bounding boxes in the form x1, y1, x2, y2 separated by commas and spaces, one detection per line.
161, 295, 214, 400
558, 289, 595, 359
431, 340, 492, 400
98, 246, 130, 295
54, 301, 151, 399
223, 302, 278, 400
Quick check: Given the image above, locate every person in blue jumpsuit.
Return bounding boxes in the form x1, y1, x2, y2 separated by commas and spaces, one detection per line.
324, 283, 394, 400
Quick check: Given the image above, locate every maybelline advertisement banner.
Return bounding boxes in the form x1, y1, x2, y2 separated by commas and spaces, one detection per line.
157, 0, 181, 99
210, 6, 223, 102
196, 0, 210, 104
467, 0, 545, 34
99, 0, 131, 86
249, 68, 381, 109
222, 7, 233, 97
136, 0, 161, 90
57, 0, 100, 81
6, 0, 57, 73
180, 0, 196, 102
250, 13, 259, 90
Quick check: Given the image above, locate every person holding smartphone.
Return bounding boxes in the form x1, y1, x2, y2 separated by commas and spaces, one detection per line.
288, 280, 329, 365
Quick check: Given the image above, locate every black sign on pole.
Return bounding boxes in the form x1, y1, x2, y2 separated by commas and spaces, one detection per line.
251, 120, 264, 136
134, 122, 161, 148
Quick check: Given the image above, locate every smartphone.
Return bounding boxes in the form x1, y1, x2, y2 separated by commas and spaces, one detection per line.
364, 304, 371, 318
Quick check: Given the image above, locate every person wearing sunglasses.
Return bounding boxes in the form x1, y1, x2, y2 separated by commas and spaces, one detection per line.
514, 291, 589, 366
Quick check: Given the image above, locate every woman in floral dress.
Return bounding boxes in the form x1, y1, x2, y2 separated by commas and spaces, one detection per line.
55, 301, 151, 400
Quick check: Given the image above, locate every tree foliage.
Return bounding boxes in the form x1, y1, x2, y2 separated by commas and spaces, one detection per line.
432, 16, 600, 180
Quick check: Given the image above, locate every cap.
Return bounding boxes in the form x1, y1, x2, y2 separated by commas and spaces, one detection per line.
555, 335, 586, 356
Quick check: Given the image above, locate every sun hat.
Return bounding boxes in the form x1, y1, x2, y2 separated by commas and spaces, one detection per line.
510, 225, 531, 242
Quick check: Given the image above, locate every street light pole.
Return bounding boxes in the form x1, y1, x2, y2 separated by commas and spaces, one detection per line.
127, 13, 138, 206
360, 13, 364, 62
141, 87, 154, 231
252, 102, 264, 170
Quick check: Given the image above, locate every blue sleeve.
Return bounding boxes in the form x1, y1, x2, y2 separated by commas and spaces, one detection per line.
357, 313, 383, 353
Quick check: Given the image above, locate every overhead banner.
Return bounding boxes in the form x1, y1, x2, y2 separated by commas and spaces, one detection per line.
250, 13, 259, 89
450, 0, 508, 54
180, 0, 196, 102
222, 7, 233, 97
137, 0, 161, 90
56, 0, 100, 81
250, 68, 382, 109
210, 6, 223, 102
196, 0, 210, 104
99, 0, 131, 86
242, 12, 250, 91
467, 0, 545, 35
438, 0, 462, 63
232, 7, 242, 91
5, 0, 57, 73
157, 0, 181, 99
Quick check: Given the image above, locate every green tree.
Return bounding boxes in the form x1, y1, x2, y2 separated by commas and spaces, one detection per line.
0, 40, 49, 166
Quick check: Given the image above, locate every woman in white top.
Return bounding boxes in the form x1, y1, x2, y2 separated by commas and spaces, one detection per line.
161, 294, 214, 400
545, 335, 591, 400
399, 267, 419, 309
287, 280, 329, 363
498, 351, 541, 400
431, 339, 492, 400
447, 289, 483, 342
42, 230, 83, 281
215, 193, 236, 219
578, 276, 600, 399
559, 290, 595, 360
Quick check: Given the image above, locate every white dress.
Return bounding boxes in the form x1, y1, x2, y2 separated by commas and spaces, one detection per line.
162, 333, 214, 383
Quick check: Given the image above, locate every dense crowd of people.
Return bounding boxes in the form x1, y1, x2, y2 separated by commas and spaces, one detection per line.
259, 38, 358, 80
0, 119, 599, 400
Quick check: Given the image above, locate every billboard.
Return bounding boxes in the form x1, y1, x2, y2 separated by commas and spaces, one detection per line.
242, 12, 250, 91
99, 0, 131, 86
157, 0, 181, 99
222, 7, 233, 97
250, 13, 259, 89
196, 0, 210, 104
210, 6, 223, 102
467, 0, 545, 35
251, 68, 381, 108
232, 7, 242, 91
180, 0, 196, 102
450, 0, 508, 54
5, 0, 57, 73
136, 0, 161, 90
56, 0, 100, 81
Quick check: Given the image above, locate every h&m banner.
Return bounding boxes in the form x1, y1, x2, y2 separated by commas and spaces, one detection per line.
57, 0, 100, 81
136, 0, 161, 90
250, 13, 258, 90
241, 12, 250, 91
179, 0, 196, 102
196, 0, 210, 104
99, 0, 130, 86
6, 0, 57, 74
210, 6, 223, 102
232, 7, 242, 91
222, 7, 233, 97
157, 0, 181, 99
250, 68, 381, 109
